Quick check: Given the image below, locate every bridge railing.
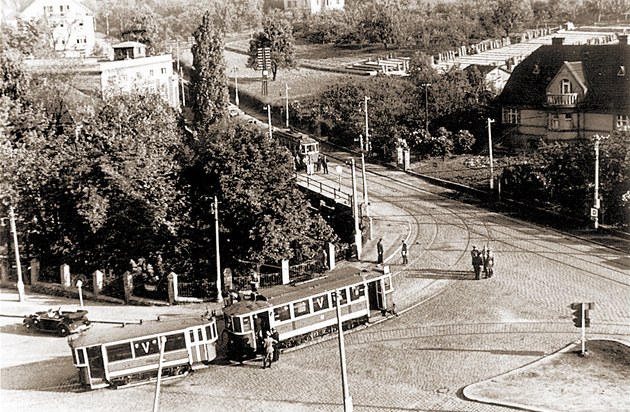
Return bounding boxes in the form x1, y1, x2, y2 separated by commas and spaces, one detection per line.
296, 174, 352, 206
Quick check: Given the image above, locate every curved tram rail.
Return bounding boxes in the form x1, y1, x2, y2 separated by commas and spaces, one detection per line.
223, 265, 394, 362
68, 315, 218, 390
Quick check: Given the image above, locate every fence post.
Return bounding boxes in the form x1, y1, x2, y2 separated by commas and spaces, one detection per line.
123, 271, 133, 303
167, 272, 178, 305
60, 264, 71, 288
30, 258, 40, 284
92, 270, 103, 295
281, 259, 290, 284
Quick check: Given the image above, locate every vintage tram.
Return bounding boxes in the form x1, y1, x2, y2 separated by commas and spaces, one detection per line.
274, 128, 320, 169
223, 265, 394, 361
68, 315, 218, 390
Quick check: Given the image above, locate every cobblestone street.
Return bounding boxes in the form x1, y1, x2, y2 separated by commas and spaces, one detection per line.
1, 160, 629, 411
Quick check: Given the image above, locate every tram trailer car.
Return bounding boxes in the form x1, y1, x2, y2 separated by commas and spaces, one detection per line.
224, 265, 394, 361
274, 128, 320, 167
68, 316, 218, 390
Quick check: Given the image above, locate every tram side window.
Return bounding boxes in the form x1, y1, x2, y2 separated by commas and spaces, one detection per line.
164, 333, 187, 351
133, 337, 160, 357
351, 284, 365, 301
106, 342, 133, 362
333, 289, 348, 306
274, 305, 291, 322
312, 293, 330, 312
293, 299, 311, 317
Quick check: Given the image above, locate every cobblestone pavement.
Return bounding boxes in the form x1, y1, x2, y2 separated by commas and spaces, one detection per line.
1, 159, 629, 412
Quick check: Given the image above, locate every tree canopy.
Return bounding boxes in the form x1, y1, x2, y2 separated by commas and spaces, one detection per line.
247, 10, 297, 81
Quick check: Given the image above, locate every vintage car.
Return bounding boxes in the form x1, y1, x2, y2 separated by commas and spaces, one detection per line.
24, 308, 92, 337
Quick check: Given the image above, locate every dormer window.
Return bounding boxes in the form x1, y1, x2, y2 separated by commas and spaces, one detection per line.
561, 79, 572, 94
618, 66, 626, 76
533, 64, 540, 74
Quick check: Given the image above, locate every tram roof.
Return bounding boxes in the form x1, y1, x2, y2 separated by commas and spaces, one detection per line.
69, 316, 214, 348
237, 265, 387, 310
274, 128, 318, 144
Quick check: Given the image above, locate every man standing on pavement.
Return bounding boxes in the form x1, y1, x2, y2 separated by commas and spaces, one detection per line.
377, 238, 384, 264
401, 240, 408, 264
471, 246, 482, 280
262, 331, 277, 369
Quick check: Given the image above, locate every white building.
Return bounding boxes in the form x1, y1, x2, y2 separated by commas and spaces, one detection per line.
24, 43, 180, 109
280, 0, 344, 14
19, 0, 96, 57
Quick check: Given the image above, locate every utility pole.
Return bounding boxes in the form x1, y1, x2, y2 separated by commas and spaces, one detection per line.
421, 83, 431, 135
266, 105, 273, 139
333, 290, 353, 412
360, 153, 372, 241
592, 134, 609, 229
211, 196, 223, 303
488, 118, 495, 190
4, 203, 25, 303
364, 96, 370, 153
152, 336, 167, 412
350, 159, 362, 259
285, 83, 290, 128
234, 68, 240, 107
179, 67, 185, 108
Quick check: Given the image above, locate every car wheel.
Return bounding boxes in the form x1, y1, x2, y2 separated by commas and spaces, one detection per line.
58, 325, 70, 336
24, 320, 32, 330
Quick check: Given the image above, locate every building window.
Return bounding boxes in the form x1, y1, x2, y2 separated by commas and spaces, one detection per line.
617, 115, 629, 130
149, 69, 154, 76
560, 79, 571, 94
161, 67, 167, 74
502, 108, 520, 124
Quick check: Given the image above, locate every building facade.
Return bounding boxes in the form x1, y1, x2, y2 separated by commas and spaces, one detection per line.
24, 43, 180, 109
277, 0, 344, 14
497, 35, 630, 146
19, 0, 96, 57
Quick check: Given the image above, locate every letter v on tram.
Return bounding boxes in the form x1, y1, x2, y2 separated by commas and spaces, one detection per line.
224, 265, 394, 361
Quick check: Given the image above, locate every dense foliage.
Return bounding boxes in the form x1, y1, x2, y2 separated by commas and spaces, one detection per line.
247, 10, 297, 81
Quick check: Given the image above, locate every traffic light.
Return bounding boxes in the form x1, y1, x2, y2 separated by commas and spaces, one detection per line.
571, 303, 591, 327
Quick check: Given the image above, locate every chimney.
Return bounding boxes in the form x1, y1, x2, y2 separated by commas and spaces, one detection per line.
552, 37, 564, 46
618, 34, 628, 45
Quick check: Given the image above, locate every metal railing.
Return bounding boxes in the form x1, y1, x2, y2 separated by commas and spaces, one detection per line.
296, 174, 352, 206
546, 93, 578, 106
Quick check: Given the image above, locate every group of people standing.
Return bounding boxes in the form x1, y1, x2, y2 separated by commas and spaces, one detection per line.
296, 153, 329, 175
471, 245, 495, 280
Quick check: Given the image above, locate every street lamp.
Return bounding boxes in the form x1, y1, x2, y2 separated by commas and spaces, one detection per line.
1, 198, 26, 302
487, 118, 495, 190
421, 83, 431, 135
592, 134, 609, 229
210, 196, 223, 303
265, 105, 273, 139
364, 96, 370, 153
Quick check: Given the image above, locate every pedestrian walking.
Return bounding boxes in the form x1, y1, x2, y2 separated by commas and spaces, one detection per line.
377, 238, 384, 264
471, 246, 482, 280
261, 331, 277, 369
484, 247, 495, 278
322, 155, 329, 174
401, 240, 408, 264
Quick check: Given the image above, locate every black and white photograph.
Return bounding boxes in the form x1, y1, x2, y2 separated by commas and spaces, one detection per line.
1, 0, 629, 410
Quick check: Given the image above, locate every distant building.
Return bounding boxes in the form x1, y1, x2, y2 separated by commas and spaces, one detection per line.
497, 35, 630, 145
463, 64, 511, 95
269, 0, 344, 14
24, 43, 180, 109
18, 0, 96, 57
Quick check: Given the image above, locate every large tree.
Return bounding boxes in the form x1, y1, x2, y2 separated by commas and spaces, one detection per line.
247, 10, 297, 81
190, 11, 230, 132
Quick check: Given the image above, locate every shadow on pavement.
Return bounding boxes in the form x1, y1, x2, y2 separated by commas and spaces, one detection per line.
0, 357, 80, 392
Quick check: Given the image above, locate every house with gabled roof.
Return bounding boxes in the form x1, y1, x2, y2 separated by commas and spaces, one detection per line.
497, 35, 630, 146
18, 0, 96, 57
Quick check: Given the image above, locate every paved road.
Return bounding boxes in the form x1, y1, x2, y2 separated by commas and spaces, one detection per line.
1, 156, 629, 411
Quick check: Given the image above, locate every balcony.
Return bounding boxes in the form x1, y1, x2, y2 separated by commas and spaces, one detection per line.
546, 93, 578, 107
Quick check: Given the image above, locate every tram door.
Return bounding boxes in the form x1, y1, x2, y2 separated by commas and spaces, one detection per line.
86, 346, 105, 385
367, 279, 387, 311
252, 311, 271, 352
